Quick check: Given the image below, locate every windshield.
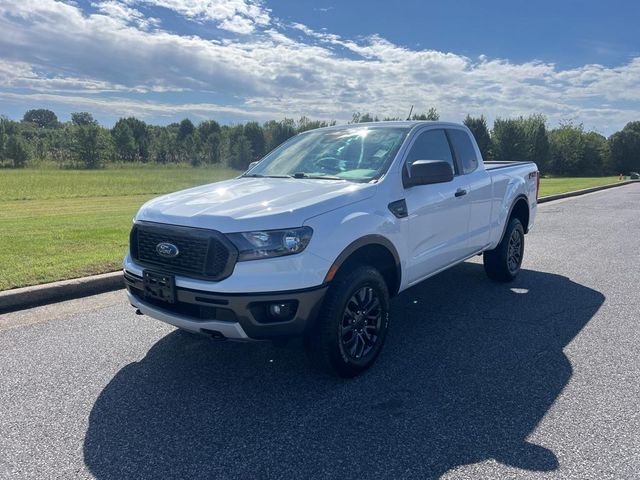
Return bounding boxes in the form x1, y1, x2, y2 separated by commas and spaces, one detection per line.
245, 126, 410, 182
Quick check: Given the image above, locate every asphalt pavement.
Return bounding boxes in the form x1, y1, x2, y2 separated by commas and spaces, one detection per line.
1, 183, 639, 479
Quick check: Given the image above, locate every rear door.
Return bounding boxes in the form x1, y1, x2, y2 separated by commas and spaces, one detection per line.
403, 128, 472, 286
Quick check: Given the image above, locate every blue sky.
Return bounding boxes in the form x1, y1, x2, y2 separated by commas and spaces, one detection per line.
0, 0, 639, 134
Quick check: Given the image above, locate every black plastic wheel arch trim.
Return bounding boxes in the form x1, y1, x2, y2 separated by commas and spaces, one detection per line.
325, 235, 402, 296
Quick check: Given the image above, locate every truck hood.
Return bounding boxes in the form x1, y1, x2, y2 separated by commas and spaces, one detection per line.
135, 176, 376, 232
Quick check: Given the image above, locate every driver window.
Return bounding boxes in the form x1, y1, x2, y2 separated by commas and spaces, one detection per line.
405, 129, 455, 174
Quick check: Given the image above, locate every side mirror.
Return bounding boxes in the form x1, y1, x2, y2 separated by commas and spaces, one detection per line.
404, 160, 454, 188
246, 161, 259, 172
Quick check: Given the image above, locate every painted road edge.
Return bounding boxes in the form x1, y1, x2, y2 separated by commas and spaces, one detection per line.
1, 179, 638, 314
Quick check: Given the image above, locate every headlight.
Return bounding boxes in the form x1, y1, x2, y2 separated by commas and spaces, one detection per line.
227, 227, 313, 261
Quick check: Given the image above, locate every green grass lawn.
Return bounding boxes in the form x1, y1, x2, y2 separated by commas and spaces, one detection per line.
0, 168, 626, 291
0, 165, 238, 291
538, 176, 621, 197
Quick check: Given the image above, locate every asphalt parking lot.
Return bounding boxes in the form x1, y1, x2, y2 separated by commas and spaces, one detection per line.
1, 183, 639, 479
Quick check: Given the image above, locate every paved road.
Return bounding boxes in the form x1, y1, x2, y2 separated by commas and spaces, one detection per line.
1, 184, 639, 480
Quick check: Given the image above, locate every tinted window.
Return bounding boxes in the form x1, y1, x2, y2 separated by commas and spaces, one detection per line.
405, 129, 455, 174
448, 129, 478, 174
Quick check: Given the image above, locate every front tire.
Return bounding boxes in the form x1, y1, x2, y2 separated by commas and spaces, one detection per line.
483, 217, 525, 282
305, 265, 390, 377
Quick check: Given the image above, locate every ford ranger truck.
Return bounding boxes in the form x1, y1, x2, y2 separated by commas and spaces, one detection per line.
124, 121, 539, 377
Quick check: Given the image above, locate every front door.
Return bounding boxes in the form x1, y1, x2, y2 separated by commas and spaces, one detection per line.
403, 128, 471, 286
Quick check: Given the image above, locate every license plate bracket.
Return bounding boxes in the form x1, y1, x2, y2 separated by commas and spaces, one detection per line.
143, 270, 176, 304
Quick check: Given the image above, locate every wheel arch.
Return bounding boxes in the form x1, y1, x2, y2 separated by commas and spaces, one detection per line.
510, 196, 530, 233
496, 194, 530, 244
325, 235, 401, 297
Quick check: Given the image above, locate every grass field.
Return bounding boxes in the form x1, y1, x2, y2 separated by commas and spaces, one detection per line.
0, 169, 627, 291
538, 176, 620, 197
0, 165, 238, 291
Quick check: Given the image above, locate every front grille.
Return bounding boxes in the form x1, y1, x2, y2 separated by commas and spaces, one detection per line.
130, 222, 238, 280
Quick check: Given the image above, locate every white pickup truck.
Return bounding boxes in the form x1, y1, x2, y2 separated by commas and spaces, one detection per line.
124, 121, 539, 376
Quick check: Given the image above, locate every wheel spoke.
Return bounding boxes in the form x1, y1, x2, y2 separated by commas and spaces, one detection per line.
356, 288, 367, 307
363, 297, 379, 315
363, 326, 377, 345
342, 323, 354, 334
349, 335, 359, 358
345, 300, 358, 317
354, 334, 365, 358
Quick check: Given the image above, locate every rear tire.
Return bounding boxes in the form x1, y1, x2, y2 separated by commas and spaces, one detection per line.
483, 218, 525, 282
304, 265, 390, 377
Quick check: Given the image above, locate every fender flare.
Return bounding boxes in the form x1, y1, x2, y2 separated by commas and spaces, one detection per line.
325, 235, 402, 295
497, 194, 529, 244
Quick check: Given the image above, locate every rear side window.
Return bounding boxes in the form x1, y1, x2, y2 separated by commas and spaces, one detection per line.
448, 129, 478, 174
405, 129, 455, 174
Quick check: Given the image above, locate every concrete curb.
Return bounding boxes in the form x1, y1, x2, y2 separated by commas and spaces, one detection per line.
0, 271, 123, 314
1, 179, 638, 314
538, 179, 638, 203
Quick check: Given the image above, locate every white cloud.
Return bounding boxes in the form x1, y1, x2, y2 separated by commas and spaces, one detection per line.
0, 91, 277, 119
93, 1, 160, 30
0, 0, 638, 133
133, 0, 270, 33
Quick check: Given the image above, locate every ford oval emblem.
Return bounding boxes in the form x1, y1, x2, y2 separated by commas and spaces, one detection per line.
156, 242, 179, 258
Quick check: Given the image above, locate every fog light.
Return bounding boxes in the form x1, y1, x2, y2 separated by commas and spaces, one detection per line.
250, 300, 298, 323
268, 302, 294, 319
267, 301, 297, 322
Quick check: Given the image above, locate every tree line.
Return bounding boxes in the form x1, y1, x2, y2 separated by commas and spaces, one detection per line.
1, 108, 639, 175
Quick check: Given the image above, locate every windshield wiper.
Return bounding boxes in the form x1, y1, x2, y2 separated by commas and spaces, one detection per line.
242, 173, 291, 178
292, 172, 344, 180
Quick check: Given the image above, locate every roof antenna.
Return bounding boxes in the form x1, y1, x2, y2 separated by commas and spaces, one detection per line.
406, 105, 414, 121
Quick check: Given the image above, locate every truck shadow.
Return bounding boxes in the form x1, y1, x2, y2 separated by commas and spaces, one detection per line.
83, 263, 604, 479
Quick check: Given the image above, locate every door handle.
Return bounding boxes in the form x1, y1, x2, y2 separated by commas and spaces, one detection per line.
455, 189, 467, 198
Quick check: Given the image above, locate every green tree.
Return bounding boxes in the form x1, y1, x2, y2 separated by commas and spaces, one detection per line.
263, 119, 296, 152
296, 116, 333, 133
0, 118, 6, 160
183, 133, 200, 166
150, 127, 177, 164
5, 135, 30, 167
521, 115, 550, 172
463, 115, 492, 161
71, 112, 97, 126
413, 108, 439, 121
491, 118, 528, 163
243, 121, 265, 161
351, 112, 379, 123
47, 124, 75, 166
23, 109, 59, 129
197, 120, 221, 140
608, 121, 640, 174
111, 120, 137, 161
582, 131, 608, 176
127, 117, 151, 162
548, 123, 585, 175
177, 118, 195, 142
224, 126, 253, 170
196, 120, 221, 164
111, 117, 150, 162
72, 124, 112, 168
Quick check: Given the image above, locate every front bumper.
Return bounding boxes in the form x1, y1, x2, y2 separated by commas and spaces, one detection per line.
124, 270, 327, 340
